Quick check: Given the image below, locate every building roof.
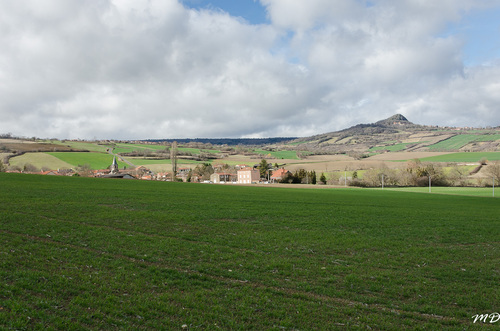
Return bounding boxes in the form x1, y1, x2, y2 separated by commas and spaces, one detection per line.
271, 168, 290, 179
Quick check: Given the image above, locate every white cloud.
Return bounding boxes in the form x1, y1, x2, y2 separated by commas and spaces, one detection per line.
0, 0, 499, 139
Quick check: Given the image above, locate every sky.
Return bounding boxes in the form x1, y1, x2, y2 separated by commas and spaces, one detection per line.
1, 0, 500, 140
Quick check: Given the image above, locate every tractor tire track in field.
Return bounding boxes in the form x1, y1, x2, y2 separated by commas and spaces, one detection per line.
1, 229, 479, 327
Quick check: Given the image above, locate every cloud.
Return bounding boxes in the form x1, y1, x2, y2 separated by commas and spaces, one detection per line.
0, 0, 499, 139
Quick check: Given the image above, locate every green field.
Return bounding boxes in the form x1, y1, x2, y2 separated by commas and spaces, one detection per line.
385, 186, 498, 197
253, 150, 299, 160
1, 173, 498, 329
427, 134, 497, 151
419, 152, 500, 163
8, 153, 74, 170
47, 152, 128, 170
369, 142, 417, 152
112, 143, 169, 154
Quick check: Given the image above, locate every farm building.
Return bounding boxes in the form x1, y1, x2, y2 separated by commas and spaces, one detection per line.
237, 167, 260, 184
270, 168, 291, 183
210, 172, 236, 183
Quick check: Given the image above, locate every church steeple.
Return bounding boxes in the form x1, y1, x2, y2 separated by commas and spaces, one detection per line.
110, 156, 119, 174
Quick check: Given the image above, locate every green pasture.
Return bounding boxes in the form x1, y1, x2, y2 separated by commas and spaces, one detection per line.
8, 153, 73, 170
427, 134, 500, 151
253, 149, 299, 159
178, 147, 221, 155
475, 134, 500, 142
419, 152, 500, 163
47, 152, 128, 170
384, 186, 498, 198
111, 143, 169, 154
369, 142, 416, 152
128, 158, 204, 166
0, 173, 498, 329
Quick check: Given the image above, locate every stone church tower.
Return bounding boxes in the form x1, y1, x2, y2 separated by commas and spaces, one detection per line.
110, 156, 119, 174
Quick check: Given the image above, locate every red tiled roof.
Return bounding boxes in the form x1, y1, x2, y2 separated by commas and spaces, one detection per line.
271, 168, 290, 179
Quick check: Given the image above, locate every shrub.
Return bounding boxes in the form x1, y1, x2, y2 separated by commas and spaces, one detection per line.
348, 179, 368, 187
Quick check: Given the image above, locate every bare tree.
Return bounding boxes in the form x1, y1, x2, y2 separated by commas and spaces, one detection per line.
484, 161, 500, 185
23, 163, 39, 173
449, 165, 470, 186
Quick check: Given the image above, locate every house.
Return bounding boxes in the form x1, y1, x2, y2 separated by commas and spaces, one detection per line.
177, 168, 191, 182
155, 172, 171, 181
134, 166, 151, 177
237, 167, 260, 184
93, 169, 111, 177
210, 172, 236, 184
270, 168, 291, 183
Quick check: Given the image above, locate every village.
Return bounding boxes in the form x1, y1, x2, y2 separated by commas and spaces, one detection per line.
4, 155, 298, 185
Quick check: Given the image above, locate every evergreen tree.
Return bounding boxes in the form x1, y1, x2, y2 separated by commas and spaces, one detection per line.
258, 159, 269, 179
320, 173, 327, 184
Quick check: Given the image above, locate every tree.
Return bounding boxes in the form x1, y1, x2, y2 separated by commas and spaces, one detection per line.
77, 164, 93, 177
449, 165, 470, 186
484, 161, 500, 185
319, 173, 327, 184
170, 141, 178, 181
258, 159, 269, 179
193, 163, 214, 181
0, 159, 5, 172
23, 163, 38, 173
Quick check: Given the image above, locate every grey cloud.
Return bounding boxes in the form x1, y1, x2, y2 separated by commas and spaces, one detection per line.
0, 0, 499, 139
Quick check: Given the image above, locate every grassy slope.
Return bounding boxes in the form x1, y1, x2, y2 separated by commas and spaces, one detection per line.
0, 173, 498, 329
426, 134, 499, 151
48, 141, 111, 153
420, 152, 500, 163
253, 150, 299, 160
46, 152, 128, 170
8, 153, 74, 170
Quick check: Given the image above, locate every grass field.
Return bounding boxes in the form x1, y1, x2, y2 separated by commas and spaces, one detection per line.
46, 152, 128, 170
384, 186, 498, 198
253, 150, 299, 160
48, 141, 111, 153
427, 135, 499, 151
419, 152, 500, 163
369, 142, 416, 152
0, 173, 498, 329
112, 143, 169, 154
7, 153, 74, 170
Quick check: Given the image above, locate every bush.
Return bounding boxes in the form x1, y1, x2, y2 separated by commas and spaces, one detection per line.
348, 179, 368, 187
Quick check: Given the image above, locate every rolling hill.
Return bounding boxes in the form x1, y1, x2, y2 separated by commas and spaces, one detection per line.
289, 114, 500, 154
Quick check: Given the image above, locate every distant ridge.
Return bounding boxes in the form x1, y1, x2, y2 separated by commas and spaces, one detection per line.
145, 137, 298, 146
